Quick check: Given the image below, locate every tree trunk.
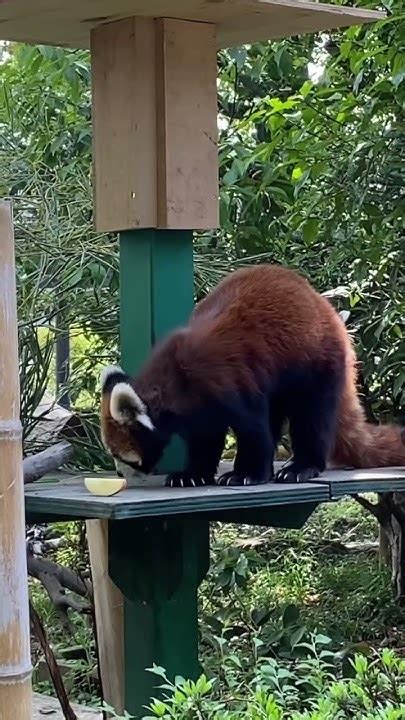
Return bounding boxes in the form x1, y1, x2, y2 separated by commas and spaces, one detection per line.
356, 491, 405, 605
55, 311, 70, 410
380, 492, 405, 605
0, 200, 33, 719
378, 524, 390, 567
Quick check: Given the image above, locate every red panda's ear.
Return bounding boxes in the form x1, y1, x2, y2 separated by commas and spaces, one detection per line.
110, 382, 141, 425
109, 382, 154, 430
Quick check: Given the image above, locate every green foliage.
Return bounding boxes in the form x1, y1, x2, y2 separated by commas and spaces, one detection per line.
214, 2, 404, 420
4, 10, 404, 718
1, 3, 404, 451
0, 44, 118, 462
142, 647, 404, 720
30, 499, 405, 707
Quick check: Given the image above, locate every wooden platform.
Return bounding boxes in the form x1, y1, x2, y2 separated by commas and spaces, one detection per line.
25, 463, 405, 522
0, 0, 384, 50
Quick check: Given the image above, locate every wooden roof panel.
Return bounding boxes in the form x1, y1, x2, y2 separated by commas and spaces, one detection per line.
0, 0, 384, 49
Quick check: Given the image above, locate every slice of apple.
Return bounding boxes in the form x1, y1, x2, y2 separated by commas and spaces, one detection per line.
84, 477, 127, 496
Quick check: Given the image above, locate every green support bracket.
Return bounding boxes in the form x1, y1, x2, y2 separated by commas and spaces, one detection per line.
213, 502, 319, 529
109, 516, 210, 718
118, 229, 204, 716
120, 229, 194, 473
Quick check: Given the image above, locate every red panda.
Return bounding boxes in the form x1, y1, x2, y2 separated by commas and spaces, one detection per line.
100, 264, 404, 487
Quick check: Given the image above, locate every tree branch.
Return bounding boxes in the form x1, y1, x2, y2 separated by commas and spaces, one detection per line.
352, 493, 385, 522
23, 440, 74, 483
27, 551, 92, 630
30, 600, 78, 720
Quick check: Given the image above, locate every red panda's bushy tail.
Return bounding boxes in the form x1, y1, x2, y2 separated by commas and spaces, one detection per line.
331, 367, 405, 469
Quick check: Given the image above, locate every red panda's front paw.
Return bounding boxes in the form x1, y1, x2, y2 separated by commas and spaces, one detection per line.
217, 471, 270, 487
165, 472, 215, 488
275, 463, 321, 484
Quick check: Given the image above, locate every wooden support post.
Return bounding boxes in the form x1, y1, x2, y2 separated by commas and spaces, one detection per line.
120, 229, 194, 472
86, 520, 124, 715
91, 17, 218, 231
0, 200, 33, 720
90, 15, 219, 716
109, 516, 210, 719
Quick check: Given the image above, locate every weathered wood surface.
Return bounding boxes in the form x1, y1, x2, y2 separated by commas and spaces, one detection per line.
24, 463, 405, 521
24, 441, 74, 484
321, 468, 405, 498
155, 18, 218, 230
25, 473, 329, 521
86, 520, 124, 715
92, 17, 218, 232
0, 200, 32, 719
33, 693, 101, 719
0, 0, 384, 51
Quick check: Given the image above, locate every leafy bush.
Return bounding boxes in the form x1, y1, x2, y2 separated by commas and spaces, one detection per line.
142, 644, 404, 719
2, 4, 404, 453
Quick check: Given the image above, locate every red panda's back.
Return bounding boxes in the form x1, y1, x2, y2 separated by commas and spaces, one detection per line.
190, 264, 347, 375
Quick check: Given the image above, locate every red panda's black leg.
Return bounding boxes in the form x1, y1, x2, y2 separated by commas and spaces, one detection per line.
218, 401, 274, 486
166, 430, 226, 488
275, 365, 342, 484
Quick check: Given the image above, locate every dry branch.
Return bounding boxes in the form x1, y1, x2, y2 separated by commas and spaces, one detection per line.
352, 493, 383, 521
28, 551, 92, 629
30, 601, 78, 720
23, 440, 74, 484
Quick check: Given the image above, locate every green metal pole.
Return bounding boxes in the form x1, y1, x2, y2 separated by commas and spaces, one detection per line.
120, 229, 194, 371
115, 229, 210, 717
120, 229, 194, 473
109, 516, 210, 718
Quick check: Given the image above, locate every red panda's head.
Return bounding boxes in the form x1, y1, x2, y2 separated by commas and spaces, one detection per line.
99, 366, 167, 478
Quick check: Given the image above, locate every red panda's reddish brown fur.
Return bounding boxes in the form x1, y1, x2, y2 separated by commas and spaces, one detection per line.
331, 341, 404, 468
189, 265, 404, 469
101, 264, 404, 485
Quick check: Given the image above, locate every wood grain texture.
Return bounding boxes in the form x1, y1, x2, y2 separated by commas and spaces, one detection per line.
91, 17, 157, 232
92, 18, 218, 231
86, 520, 124, 715
0, 200, 32, 720
25, 473, 330, 520
0, 1, 384, 50
155, 19, 218, 229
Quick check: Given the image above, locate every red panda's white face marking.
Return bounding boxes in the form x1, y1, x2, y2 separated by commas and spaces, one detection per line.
100, 366, 155, 477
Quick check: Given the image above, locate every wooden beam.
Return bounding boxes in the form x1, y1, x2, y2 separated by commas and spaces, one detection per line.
155, 19, 218, 229
91, 17, 157, 232
86, 520, 124, 715
91, 17, 218, 231
0, 200, 33, 720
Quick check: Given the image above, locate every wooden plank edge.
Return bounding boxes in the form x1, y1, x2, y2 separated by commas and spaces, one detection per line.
0, 4, 385, 51
329, 479, 405, 499
24, 486, 330, 520
254, 0, 384, 22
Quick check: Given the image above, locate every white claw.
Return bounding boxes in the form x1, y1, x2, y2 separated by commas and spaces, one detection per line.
180, 478, 184, 488
226, 477, 231, 486
190, 478, 196, 487
243, 477, 248, 486
200, 478, 205, 485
